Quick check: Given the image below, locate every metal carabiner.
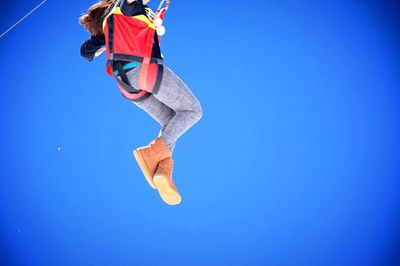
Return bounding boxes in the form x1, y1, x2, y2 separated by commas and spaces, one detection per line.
156, 0, 170, 12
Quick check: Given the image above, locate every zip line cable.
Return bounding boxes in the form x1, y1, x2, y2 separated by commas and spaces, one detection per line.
0, 0, 48, 38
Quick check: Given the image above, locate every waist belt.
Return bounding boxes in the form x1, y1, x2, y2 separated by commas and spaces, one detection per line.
107, 53, 163, 94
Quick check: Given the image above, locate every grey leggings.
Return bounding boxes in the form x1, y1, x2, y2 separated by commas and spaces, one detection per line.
126, 66, 202, 154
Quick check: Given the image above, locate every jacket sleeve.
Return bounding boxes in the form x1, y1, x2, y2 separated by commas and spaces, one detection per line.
80, 34, 106, 61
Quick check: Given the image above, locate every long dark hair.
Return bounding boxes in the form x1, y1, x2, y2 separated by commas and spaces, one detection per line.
79, 0, 116, 35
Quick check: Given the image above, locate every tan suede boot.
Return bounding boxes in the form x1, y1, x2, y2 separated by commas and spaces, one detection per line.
153, 156, 182, 205
133, 136, 172, 189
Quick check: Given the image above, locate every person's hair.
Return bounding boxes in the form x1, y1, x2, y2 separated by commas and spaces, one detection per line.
79, 0, 116, 35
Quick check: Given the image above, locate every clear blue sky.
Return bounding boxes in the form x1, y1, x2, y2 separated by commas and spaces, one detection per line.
1, 0, 400, 265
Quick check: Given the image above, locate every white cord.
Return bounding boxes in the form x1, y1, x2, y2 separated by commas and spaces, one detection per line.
0, 0, 48, 38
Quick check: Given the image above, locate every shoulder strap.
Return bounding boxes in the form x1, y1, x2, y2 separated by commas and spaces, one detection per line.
104, 0, 119, 17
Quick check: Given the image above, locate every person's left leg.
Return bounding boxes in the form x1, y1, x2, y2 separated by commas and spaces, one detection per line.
132, 94, 177, 154
130, 94, 176, 189
126, 67, 176, 153
151, 66, 203, 148
126, 65, 202, 151
149, 66, 202, 205
127, 66, 202, 205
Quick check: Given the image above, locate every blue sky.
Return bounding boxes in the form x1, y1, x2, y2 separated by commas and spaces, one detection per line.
1, 0, 400, 265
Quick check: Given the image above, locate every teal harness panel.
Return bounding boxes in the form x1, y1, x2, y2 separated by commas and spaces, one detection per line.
113, 61, 141, 76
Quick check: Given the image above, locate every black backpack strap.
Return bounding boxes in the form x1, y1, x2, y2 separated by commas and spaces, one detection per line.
113, 61, 141, 93
114, 61, 131, 85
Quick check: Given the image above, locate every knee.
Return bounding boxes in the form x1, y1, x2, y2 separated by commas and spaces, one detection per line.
191, 101, 203, 123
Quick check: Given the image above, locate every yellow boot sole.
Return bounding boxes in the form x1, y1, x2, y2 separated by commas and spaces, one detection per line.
153, 174, 182, 205
133, 149, 157, 190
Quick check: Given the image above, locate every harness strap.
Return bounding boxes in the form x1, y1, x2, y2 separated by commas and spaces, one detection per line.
139, 28, 157, 91
108, 54, 163, 64
115, 61, 131, 86
113, 60, 141, 93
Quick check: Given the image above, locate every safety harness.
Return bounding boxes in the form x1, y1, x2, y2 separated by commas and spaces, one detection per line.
102, 0, 169, 101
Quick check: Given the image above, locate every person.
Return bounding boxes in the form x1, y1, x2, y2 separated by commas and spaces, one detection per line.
79, 0, 202, 205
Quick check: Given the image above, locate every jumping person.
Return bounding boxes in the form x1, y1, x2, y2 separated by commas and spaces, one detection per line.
79, 0, 202, 205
